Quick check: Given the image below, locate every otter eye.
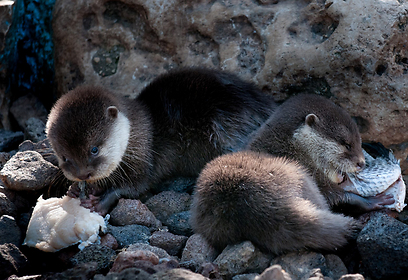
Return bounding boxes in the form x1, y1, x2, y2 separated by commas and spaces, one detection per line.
90, 146, 99, 155
345, 144, 351, 151
62, 156, 68, 162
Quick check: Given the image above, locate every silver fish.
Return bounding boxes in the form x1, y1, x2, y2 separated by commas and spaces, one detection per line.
343, 143, 406, 212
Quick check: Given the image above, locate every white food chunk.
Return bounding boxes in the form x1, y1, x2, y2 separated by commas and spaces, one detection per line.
24, 196, 106, 252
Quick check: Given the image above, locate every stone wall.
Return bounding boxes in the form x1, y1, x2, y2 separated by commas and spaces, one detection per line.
52, 0, 408, 169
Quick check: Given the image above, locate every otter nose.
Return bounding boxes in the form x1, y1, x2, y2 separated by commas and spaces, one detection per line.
356, 160, 365, 171
77, 173, 92, 181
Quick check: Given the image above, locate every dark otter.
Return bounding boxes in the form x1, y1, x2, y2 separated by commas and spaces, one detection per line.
190, 151, 360, 254
247, 94, 394, 212
46, 68, 276, 214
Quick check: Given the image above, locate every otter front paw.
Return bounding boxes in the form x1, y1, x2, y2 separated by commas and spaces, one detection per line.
344, 191, 395, 212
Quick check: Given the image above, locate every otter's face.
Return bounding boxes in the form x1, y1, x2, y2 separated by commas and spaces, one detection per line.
46, 88, 130, 183
293, 113, 365, 184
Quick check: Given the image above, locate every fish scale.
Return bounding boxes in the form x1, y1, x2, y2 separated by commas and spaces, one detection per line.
343, 144, 406, 212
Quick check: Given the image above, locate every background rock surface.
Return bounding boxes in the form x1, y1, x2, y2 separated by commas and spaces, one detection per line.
52, 0, 408, 168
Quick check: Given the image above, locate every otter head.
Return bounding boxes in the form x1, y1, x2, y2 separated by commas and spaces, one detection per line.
46, 86, 130, 183
292, 97, 365, 185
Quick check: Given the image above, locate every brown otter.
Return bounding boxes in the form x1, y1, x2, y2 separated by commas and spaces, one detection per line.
46, 68, 276, 214
190, 151, 360, 254
247, 94, 394, 212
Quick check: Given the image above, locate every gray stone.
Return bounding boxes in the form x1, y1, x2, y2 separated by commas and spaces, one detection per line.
109, 198, 161, 229
357, 212, 408, 279
9, 94, 48, 131
127, 243, 172, 260
145, 191, 191, 222
338, 274, 365, 280
151, 268, 209, 280
42, 262, 99, 280
24, 117, 46, 143
180, 234, 218, 272
149, 230, 188, 256
165, 211, 193, 236
0, 215, 21, 246
0, 151, 59, 191
94, 268, 152, 280
272, 252, 331, 280
70, 244, 116, 273
254, 265, 292, 280
0, 243, 28, 279
0, 192, 17, 217
110, 250, 159, 273
0, 130, 24, 152
233, 274, 259, 280
107, 224, 151, 248
214, 241, 272, 278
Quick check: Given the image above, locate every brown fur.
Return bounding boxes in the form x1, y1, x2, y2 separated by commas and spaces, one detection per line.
247, 94, 390, 211
190, 151, 359, 254
46, 68, 275, 213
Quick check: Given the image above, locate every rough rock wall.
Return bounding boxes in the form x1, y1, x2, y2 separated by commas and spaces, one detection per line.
52, 0, 408, 168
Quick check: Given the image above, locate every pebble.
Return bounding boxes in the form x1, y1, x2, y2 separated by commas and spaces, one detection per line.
151, 268, 209, 280
357, 212, 408, 279
0, 191, 17, 217
165, 211, 193, 236
70, 244, 116, 273
149, 231, 188, 256
214, 241, 272, 278
0, 243, 28, 279
0, 130, 24, 152
109, 198, 162, 229
254, 265, 291, 280
107, 224, 151, 247
0, 215, 21, 246
145, 191, 192, 222
24, 117, 46, 143
180, 234, 218, 271
110, 250, 160, 273
0, 151, 59, 191
272, 251, 348, 280
95, 268, 152, 280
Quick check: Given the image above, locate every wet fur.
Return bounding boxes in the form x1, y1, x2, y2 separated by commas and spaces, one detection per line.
190, 151, 360, 254
46, 68, 275, 212
248, 94, 365, 208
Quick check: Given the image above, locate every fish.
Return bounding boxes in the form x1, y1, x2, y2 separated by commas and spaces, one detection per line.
342, 142, 406, 212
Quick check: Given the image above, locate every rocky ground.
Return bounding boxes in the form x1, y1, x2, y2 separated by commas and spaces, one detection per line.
0, 95, 408, 280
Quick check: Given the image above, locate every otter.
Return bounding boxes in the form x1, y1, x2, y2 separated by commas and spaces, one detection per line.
46, 68, 276, 214
190, 151, 360, 254
247, 94, 394, 212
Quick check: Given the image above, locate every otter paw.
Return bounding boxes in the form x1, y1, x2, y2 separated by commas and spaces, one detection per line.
367, 193, 395, 209
67, 182, 81, 198
80, 194, 108, 216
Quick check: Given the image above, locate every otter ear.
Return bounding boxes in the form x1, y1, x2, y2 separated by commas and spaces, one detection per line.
305, 113, 319, 126
107, 106, 118, 118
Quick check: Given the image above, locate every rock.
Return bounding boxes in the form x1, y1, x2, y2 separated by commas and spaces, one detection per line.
107, 224, 151, 248
52, 0, 408, 167
254, 265, 291, 280
197, 262, 221, 280
7, 275, 42, 280
272, 251, 347, 280
0, 151, 59, 191
0, 152, 10, 169
0, 130, 24, 152
0, 1, 13, 131
100, 233, 119, 250
42, 262, 99, 280
127, 243, 172, 261
0, 192, 17, 217
0, 215, 21, 246
149, 231, 188, 256
165, 211, 193, 236
110, 250, 160, 273
9, 94, 48, 132
357, 212, 408, 279
214, 241, 272, 278
0, 186, 31, 214
157, 177, 196, 193
0, 243, 28, 279
18, 139, 59, 166
94, 268, 152, 280
109, 199, 161, 229
70, 244, 116, 273
233, 274, 259, 280
24, 118, 46, 143
338, 274, 365, 280
180, 234, 218, 272
151, 268, 209, 280
145, 191, 191, 222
